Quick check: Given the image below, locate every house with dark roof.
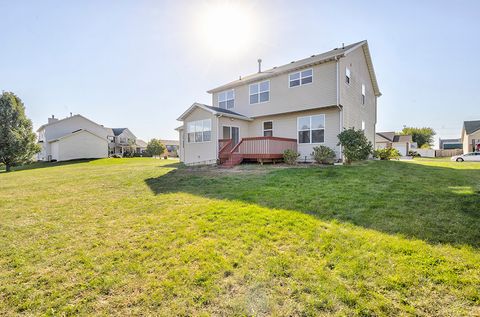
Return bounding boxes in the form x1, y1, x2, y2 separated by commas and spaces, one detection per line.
462, 120, 480, 153
439, 138, 462, 150
176, 40, 381, 166
105, 127, 138, 156
375, 132, 413, 156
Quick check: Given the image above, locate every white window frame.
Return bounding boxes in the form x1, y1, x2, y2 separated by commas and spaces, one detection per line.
361, 84, 366, 105
361, 120, 365, 131
289, 68, 313, 88
218, 89, 235, 109
262, 121, 273, 137
346, 67, 351, 85
249, 80, 270, 105
297, 114, 325, 144
187, 119, 212, 143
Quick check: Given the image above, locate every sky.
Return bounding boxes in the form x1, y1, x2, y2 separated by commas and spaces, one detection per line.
1, 0, 479, 144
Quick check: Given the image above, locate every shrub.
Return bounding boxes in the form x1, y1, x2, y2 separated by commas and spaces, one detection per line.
337, 128, 373, 164
283, 149, 300, 165
311, 146, 336, 164
408, 150, 420, 157
373, 148, 401, 160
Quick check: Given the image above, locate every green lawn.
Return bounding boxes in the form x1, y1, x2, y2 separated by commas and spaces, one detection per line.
1, 158, 479, 316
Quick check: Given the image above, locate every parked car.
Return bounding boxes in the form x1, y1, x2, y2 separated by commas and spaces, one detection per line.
451, 152, 480, 162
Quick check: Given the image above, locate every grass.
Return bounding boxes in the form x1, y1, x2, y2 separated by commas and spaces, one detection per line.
1, 158, 479, 316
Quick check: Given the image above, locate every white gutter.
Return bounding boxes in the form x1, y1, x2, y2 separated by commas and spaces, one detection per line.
335, 56, 343, 160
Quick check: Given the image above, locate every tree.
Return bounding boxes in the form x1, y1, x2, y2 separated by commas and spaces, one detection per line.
337, 128, 373, 164
400, 127, 436, 149
146, 139, 165, 157
0, 92, 40, 172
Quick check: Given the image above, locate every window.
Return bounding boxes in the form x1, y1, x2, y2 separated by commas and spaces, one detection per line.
361, 84, 366, 105
263, 121, 273, 137
218, 90, 234, 109
297, 115, 325, 144
289, 69, 313, 87
346, 67, 351, 84
187, 119, 211, 143
250, 81, 270, 104
361, 120, 365, 131
120, 137, 127, 143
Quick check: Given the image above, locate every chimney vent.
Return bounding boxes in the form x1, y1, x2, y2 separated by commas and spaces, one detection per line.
48, 115, 59, 124
257, 58, 262, 73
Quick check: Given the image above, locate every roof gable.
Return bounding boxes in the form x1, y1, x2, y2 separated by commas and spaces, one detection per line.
177, 102, 252, 121
464, 120, 480, 135
37, 114, 104, 132
207, 40, 381, 97
48, 129, 107, 143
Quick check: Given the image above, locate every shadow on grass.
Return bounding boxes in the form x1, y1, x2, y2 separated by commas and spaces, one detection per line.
0, 159, 99, 173
145, 160, 480, 248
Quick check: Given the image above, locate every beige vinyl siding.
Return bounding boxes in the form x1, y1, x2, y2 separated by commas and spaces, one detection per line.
52, 131, 108, 161
464, 129, 480, 153
340, 47, 377, 145
250, 108, 341, 160
218, 116, 250, 139
181, 107, 217, 165
211, 61, 338, 118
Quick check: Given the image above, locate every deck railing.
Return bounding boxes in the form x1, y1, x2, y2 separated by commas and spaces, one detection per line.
230, 136, 297, 159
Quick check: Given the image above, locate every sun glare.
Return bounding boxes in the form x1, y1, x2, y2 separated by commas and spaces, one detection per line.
194, 2, 256, 58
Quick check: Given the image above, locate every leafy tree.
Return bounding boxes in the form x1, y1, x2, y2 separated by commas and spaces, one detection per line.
0, 92, 40, 172
400, 127, 436, 149
337, 128, 373, 164
146, 139, 165, 157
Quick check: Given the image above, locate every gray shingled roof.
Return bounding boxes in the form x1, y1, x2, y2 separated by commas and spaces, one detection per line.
393, 135, 413, 143
202, 105, 250, 119
112, 128, 127, 136
464, 120, 480, 135
376, 132, 412, 143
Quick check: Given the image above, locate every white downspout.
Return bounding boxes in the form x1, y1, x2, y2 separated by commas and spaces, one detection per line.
216, 114, 222, 162
335, 56, 343, 160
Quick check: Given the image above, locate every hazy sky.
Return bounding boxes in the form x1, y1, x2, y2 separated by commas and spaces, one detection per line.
1, 0, 479, 142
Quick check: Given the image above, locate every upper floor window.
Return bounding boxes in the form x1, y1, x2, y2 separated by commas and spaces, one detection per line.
187, 119, 212, 143
218, 90, 234, 109
250, 80, 270, 104
263, 121, 273, 137
362, 120, 365, 131
289, 69, 313, 87
297, 114, 325, 144
361, 84, 366, 105
346, 67, 351, 84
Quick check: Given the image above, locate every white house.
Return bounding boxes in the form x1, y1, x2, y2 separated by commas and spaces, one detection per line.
176, 40, 381, 166
375, 132, 413, 156
37, 115, 110, 161
37, 114, 143, 161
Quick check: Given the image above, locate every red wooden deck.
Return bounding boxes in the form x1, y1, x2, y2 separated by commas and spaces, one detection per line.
219, 136, 297, 167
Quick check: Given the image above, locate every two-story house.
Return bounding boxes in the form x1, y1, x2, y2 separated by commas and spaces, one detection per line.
37, 114, 143, 161
176, 40, 381, 166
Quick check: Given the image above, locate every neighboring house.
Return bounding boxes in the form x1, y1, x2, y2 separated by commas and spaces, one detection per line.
375, 132, 413, 156
105, 128, 138, 156
135, 139, 148, 154
160, 140, 180, 157
439, 138, 462, 150
37, 115, 109, 161
462, 120, 480, 153
176, 40, 381, 166
37, 114, 141, 161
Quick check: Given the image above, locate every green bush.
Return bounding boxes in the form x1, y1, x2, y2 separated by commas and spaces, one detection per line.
337, 128, 373, 164
311, 146, 336, 164
283, 149, 300, 165
373, 148, 401, 160
408, 150, 420, 157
